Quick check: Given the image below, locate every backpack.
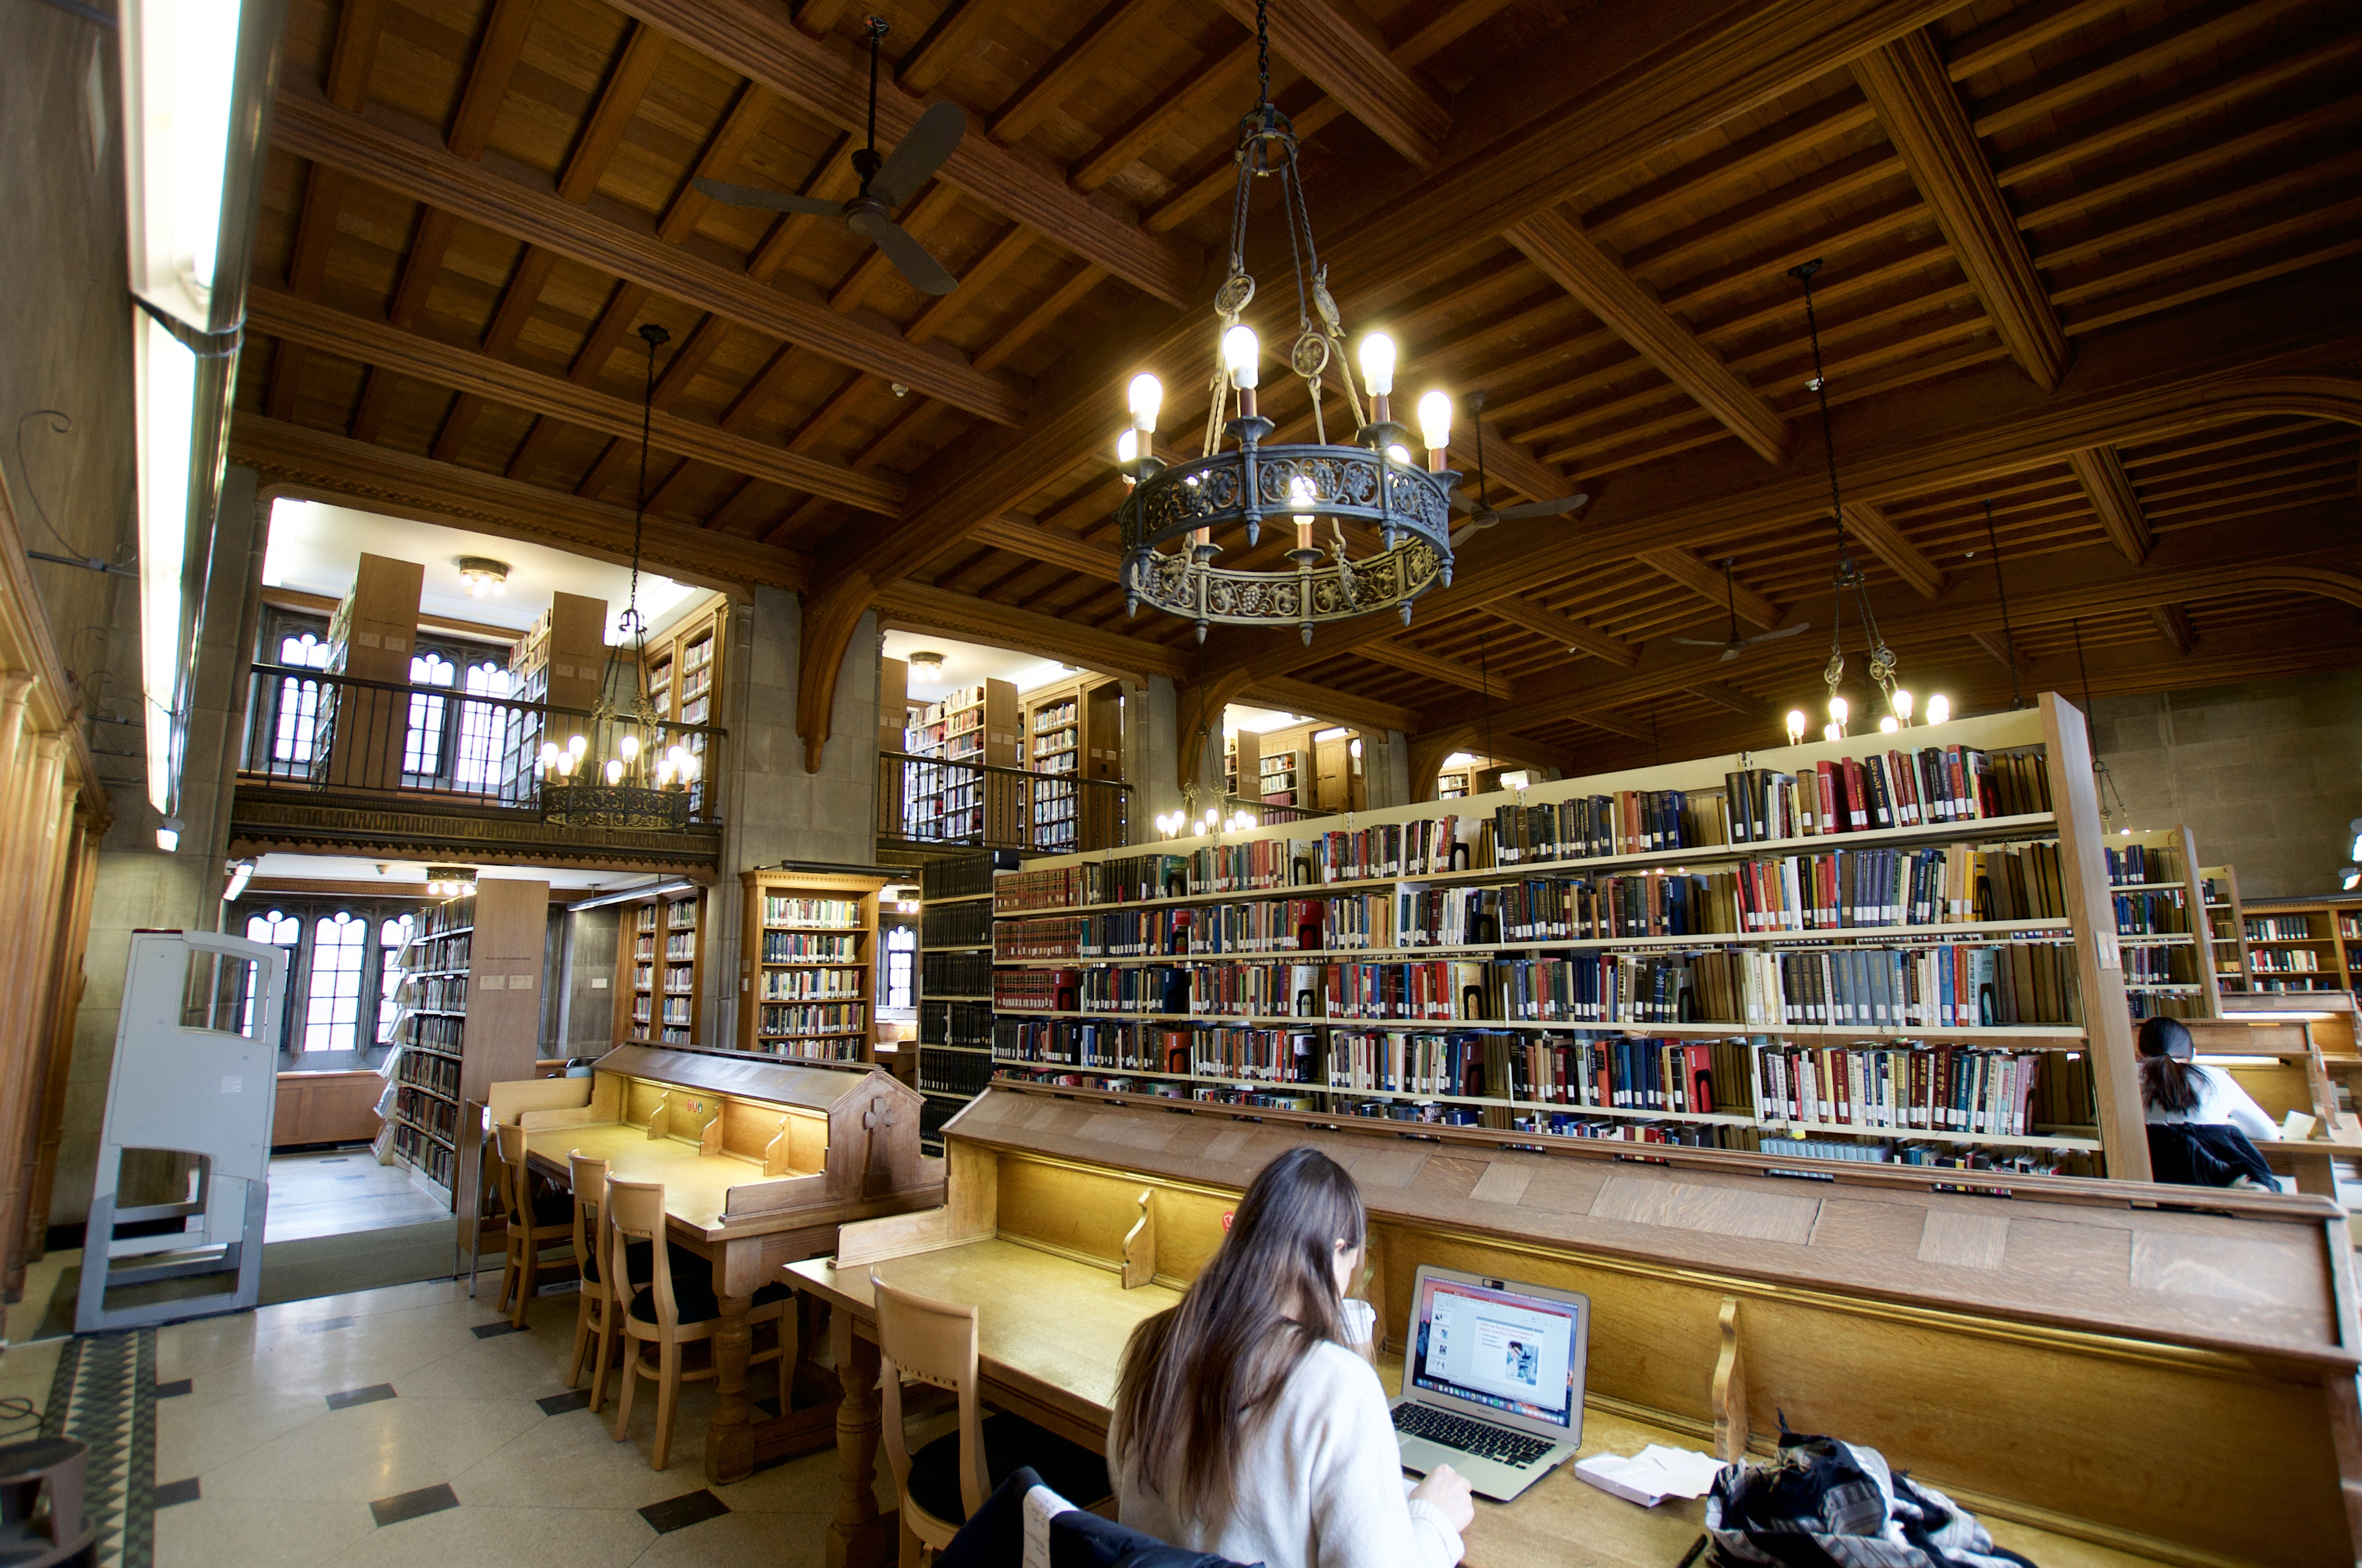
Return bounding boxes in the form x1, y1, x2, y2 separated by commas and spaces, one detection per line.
1704, 1429, 2036, 1568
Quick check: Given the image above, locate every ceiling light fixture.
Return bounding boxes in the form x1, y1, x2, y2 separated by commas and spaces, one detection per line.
456, 556, 510, 598
907, 650, 946, 681
1112, 0, 1458, 645
425, 865, 478, 900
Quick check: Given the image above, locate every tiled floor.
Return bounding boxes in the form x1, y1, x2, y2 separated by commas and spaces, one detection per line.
111, 1275, 893, 1568
265, 1151, 452, 1243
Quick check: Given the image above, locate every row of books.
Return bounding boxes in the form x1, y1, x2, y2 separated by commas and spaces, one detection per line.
2111, 888, 2191, 936
753, 1037, 864, 1063
761, 895, 861, 929
757, 1000, 867, 1036
417, 932, 471, 968
922, 950, 992, 997
2247, 916, 2321, 941
1490, 792, 1720, 864
761, 932, 859, 962
921, 853, 995, 901
664, 932, 695, 959
391, 1121, 455, 1186
2104, 843, 2185, 886
759, 969, 866, 1001
393, 1048, 460, 1098
2122, 945, 2198, 984
921, 998, 994, 1048
1725, 745, 2048, 842
394, 1085, 458, 1142
1752, 1041, 2048, 1135
405, 1014, 462, 1053
922, 901, 993, 948
919, 1047, 994, 1096
409, 975, 468, 1011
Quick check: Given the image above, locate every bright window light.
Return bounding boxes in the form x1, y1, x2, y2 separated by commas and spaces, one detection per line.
134, 311, 196, 814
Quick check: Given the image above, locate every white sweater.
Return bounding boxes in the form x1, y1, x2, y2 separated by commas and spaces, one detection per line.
2145, 1061, 2276, 1140
1114, 1341, 1466, 1568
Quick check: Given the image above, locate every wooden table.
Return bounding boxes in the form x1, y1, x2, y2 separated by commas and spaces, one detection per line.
791, 1237, 2173, 1568
497, 1047, 945, 1484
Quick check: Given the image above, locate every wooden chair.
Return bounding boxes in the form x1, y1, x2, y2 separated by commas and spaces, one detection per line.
605, 1177, 792, 1471
872, 1271, 1111, 1568
493, 1122, 574, 1328
563, 1152, 654, 1413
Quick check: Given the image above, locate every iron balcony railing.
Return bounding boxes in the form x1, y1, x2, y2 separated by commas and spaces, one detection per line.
879, 750, 1132, 853
240, 662, 727, 825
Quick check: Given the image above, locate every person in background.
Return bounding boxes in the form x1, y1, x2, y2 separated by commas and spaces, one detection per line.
1110, 1147, 1473, 1568
2139, 1014, 2277, 1187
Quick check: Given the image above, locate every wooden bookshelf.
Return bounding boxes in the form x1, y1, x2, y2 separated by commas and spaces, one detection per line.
915, 852, 997, 1151
643, 593, 727, 815
612, 885, 707, 1047
2242, 895, 2362, 996
738, 870, 886, 1063
2202, 863, 2251, 997
1224, 728, 1259, 800
2108, 825, 2216, 1021
902, 678, 1021, 842
988, 695, 2153, 1180
1023, 674, 1124, 852
380, 877, 548, 1213
318, 551, 423, 790
503, 591, 606, 796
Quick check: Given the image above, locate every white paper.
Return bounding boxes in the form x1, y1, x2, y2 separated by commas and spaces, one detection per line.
1022, 1483, 1074, 1568
1573, 1444, 1725, 1507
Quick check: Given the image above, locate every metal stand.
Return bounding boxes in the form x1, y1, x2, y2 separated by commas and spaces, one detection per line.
73, 931, 287, 1335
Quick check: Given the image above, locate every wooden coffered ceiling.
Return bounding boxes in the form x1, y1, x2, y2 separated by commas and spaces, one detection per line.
233, 0, 2362, 786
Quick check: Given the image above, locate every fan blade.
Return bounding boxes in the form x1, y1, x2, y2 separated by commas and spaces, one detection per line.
848, 209, 959, 295
1737, 622, 1812, 647
1494, 493, 1589, 521
692, 177, 844, 216
1719, 646, 1742, 662
1666, 637, 1729, 647
1448, 524, 1480, 549
1449, 488, 1479, 514
871, 100, 966, 208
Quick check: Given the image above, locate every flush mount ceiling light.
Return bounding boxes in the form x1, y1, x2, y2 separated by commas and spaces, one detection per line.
907, 651, 946, 681
425, 865, 478, 899
456, 556, 510, 598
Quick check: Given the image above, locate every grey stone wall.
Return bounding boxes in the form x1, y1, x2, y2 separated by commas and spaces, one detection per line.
2087, 670, 2362, 901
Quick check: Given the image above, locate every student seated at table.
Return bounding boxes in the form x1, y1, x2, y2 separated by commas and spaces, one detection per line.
2140, 1014, 2277, 1188
1110, 1147, 1473, 1568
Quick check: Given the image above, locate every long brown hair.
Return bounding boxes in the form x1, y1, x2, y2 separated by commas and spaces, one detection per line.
1112, 1147, 1367, 1524
2138, 1014, 2202, 1112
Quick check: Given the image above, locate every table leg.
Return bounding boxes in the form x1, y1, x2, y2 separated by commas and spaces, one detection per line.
706, 1288, 755, 1485
827, 1307, 897, 1568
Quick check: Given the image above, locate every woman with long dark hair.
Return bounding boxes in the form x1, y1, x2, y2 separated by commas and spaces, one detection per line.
2139, 1015, 2277, 1188
1111, 1147, 1472, 1568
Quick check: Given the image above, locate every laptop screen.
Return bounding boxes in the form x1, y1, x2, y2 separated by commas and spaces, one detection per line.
1407, 1274, 1581, 1430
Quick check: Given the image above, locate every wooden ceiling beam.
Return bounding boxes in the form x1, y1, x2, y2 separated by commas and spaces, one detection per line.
1483, 597, 1640, 667
245, 290, 902, 514
1209, 0, 1451, 166
1840, 500, 1945, 597
1240, 676, 1421, 738
269, 0, 384, 423
974, 265, 1107, 374
1360, 642, 1497, 697
876, 582, 1188, 687
1854, 29, 2068, 391
904, 224, 1031, 345
1687, 681, 1767, 720
232, 414, 809, 594
506, 281, 650, 481
1507, 212, 1791, 462
1073, 40, 1254, 193
1637, 548, 1781, 629
991, 0, 1163, 146
607, 0, 1199, 305
970, 516, 1124, 579
2066, 445, 2153, 564
2152, 602, 2197, 654
348, 209, 458, 442
558, 23, 669, 202
896, 0, 1000, 94
431, 245, 558, 462
272, 87, 1025, 425
1970, 628, 2026, 672
658, 82, 778, 244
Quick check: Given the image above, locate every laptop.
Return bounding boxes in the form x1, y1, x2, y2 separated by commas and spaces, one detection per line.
1389, 1265, 1588, 1503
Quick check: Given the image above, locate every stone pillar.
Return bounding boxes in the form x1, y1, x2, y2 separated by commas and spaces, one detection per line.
706, 588, 881, 1049
1123, 676, 1181, 843
1363, 729, 1413, 810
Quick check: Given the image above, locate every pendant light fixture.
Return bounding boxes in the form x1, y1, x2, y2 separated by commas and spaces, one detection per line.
542, 323, 699, 829
1784, 260, 1947, 744
1111, 0, 1459, 645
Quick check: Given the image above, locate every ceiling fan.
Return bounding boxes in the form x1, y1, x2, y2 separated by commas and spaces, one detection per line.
693, 17, 964, 296
1447, 392, 1589, 549
1668, 557, 1811, 662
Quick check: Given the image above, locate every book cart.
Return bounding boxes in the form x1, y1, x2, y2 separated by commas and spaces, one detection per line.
612, 884, 708, 1047
987, 694, 2152, 1180
738, 870, 886, 1063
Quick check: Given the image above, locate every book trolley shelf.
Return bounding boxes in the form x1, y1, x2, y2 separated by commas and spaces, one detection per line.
2202, 863, 2251, 996
916, 852, 996, 1151
738, 870, 886, 1064
2107, 825, 2219, 1022
987, 695, 2153, 1180
377, 877, 549, 1214
612, 885, 707, 1047
2242, 894, 2362, 996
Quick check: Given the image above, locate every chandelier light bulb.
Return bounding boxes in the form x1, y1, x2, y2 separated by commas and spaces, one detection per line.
1827, 695, 1848, 726
539, 741, 559, 768
1116, 428, 1140, 465
1127, 372, 1163, 431
1385, 443, 1410, 464
1785, 710, 1806, 745
1359, 332, 1396, 396
657, 761, 675, 786
556, 751, 575, 776
1926, 694, 1951, 725
1221, 325, 1260, 389
620, 733, 640, 761
680, 751, 700, 781
1891, 687, 1915, 722
1823, 723, 1841, 743
568, 733, 588, 757
1879, 714, 1900, 734
605, 758, 623, 785
1417, 390, 1453, 452
1240, 811, 1257, 829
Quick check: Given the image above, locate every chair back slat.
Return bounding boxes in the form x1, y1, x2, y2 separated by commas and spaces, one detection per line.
568, 1152, 609, 1285
608, 1178, 676, 1329
872, 1271, 989, 1521
493, 1122, 529, 1226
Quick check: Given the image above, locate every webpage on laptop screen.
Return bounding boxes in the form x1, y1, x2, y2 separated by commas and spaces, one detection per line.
1410, 1277, 1577, 1429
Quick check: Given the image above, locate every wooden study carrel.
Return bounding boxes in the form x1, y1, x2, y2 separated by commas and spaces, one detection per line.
834, 1082, 2362, 1568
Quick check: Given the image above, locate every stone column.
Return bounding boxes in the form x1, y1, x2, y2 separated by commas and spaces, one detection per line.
1122, 676, 1181, 843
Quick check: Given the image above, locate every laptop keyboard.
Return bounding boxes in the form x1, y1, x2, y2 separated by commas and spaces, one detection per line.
1392, 1403, 1556, 1468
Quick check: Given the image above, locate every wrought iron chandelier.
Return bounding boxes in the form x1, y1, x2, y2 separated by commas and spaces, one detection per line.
1780, 259, 1948, 744
1112, 0, 1459, 645
542, 322, 697, 830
